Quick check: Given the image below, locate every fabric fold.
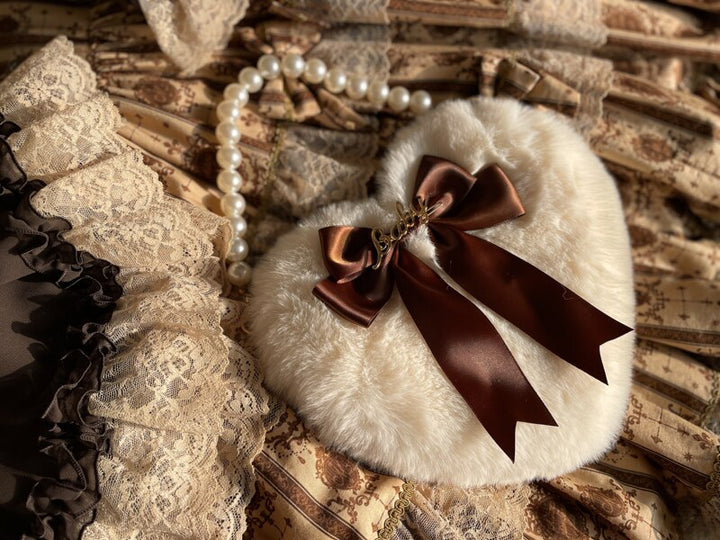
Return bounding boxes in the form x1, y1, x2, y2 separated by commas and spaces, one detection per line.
0, 113, 119, 539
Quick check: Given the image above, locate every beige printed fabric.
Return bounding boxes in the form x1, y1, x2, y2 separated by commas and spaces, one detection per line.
246, 407, 407, 540
1, 1, 719, 539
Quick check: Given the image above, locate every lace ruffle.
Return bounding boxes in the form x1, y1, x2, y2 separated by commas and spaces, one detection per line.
1, 115, 118, 539
0, 37, 270, 539
138, 0, 249, 73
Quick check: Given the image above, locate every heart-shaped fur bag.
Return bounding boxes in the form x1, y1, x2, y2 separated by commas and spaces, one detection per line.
248, 98, 635, 486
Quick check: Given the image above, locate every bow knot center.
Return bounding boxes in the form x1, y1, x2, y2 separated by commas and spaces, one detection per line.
370, 198, 439, 269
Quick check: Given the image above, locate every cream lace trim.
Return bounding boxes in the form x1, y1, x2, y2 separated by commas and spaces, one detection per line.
274, 124, 379, 217
0, 36, 270, 539
404, 483, 530, 539
274, 0, 389, 23
138, 0, 249, 73
512, 0, 608, 48
309, 24, 391, 78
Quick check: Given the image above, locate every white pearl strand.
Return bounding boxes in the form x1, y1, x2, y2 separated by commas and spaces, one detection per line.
216, 54, 433, 287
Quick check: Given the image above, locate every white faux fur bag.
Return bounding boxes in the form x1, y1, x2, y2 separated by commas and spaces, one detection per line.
248, 98, 635, 486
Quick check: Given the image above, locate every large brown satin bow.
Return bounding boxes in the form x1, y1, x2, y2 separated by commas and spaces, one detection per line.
313, 155, 632, 461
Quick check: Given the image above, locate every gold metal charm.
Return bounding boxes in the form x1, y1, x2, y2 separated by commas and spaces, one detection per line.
370, 197, 439, 269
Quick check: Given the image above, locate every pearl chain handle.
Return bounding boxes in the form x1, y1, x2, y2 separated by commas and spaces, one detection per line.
215, 53, 433, 288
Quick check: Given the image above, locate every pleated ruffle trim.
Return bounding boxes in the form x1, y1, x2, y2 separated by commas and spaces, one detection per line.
1, 114, 120, 538
1, 36, 271, 539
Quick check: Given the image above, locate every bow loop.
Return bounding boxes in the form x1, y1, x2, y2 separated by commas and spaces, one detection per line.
314, 227, 395, 327
431, 163, 525, 231
318, 226, 375, 283
414, 156, 525, 231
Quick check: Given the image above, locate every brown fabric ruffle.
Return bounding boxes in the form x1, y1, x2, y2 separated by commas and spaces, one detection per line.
0, 114, 120, 539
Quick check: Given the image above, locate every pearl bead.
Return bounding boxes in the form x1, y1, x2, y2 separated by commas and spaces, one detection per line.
388, 86, 410, 112
324, 68, 347, 94
409, 90, 432, 114
230, 216, 248, 238
239, 67, 264, 93
346, 75, 368, 100
220, 193, 247, 217
282, 54, 305, 79
257, 54, 281, 80
217, 170, 243, 193
216, 100, 241, 122
223, 83, 249, 106
215, 121, 241, 144
367, 80, 389, 106
227, 238, 249, 261
227, 261, 252, 286
303, 58, 327, 84
216, 146, 242, 170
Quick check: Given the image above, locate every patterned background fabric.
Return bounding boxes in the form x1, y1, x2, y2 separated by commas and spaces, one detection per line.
0, 0, 718, 538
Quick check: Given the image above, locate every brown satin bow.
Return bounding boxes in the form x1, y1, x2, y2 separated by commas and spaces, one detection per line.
313, 155, 632, 461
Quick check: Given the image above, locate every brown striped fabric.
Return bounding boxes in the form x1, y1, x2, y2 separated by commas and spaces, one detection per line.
1, 1, 718, 538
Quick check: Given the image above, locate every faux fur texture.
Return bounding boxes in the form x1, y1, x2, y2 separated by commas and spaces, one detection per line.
248, 98, 635, 486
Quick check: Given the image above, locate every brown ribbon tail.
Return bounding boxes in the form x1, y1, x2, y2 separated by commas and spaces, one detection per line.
393, 248, 556, 461
430, 224, 633, 384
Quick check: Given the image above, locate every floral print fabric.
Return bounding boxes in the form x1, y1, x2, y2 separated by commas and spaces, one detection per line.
0, 0, 718, 538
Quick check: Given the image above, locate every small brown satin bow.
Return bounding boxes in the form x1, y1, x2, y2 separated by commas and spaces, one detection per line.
313, 155, 632, 460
